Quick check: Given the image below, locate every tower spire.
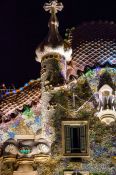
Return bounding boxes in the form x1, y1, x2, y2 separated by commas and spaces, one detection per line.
43, 0, 63, 45
43, 0, 63, 14
36, 0, 72, 62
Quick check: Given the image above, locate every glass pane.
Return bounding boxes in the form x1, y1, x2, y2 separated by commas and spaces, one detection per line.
71, 127, 81, 153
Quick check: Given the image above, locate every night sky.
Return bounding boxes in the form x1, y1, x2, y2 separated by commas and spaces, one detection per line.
0, 0, 116, 88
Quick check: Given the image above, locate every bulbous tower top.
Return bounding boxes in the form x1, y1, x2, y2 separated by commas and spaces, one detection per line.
36, 0, 72, 62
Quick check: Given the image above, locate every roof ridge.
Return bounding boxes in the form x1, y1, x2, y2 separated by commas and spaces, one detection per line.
0, 78, 41, 99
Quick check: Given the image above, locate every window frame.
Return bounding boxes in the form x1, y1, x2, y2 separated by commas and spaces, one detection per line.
63, 171, 89, 175
62, 121, 89, 157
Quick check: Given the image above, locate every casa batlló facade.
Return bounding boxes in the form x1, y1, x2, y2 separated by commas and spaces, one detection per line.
0, 1, 116, 175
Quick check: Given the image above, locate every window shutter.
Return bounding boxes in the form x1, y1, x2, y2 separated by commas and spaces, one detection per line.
65, 125, 71, 153
80, 125, 86, 152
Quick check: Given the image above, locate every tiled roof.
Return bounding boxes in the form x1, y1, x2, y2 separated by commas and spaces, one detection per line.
70, 21, 116, 71
0, 79, 41, 122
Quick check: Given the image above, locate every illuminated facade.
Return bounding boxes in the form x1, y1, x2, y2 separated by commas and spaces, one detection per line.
0, 1, 116, 175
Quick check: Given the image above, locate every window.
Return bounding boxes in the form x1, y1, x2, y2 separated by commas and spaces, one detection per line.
62, 121, 89, 157
64, 171, 89, 175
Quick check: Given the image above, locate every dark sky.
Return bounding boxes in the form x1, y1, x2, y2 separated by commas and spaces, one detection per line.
0, 0, 116, 88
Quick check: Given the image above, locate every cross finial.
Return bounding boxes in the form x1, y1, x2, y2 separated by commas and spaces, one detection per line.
43, 0, 63, 14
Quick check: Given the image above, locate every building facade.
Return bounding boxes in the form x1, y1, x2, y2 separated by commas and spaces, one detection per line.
0, 1, 116, 175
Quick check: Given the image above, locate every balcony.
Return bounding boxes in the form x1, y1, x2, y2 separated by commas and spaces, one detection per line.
95, 84, 116, 125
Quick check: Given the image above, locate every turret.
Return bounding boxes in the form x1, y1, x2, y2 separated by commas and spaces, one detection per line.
36, 0, 72, 87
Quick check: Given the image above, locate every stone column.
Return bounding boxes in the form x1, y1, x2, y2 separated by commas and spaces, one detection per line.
13, 161, 38, 175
